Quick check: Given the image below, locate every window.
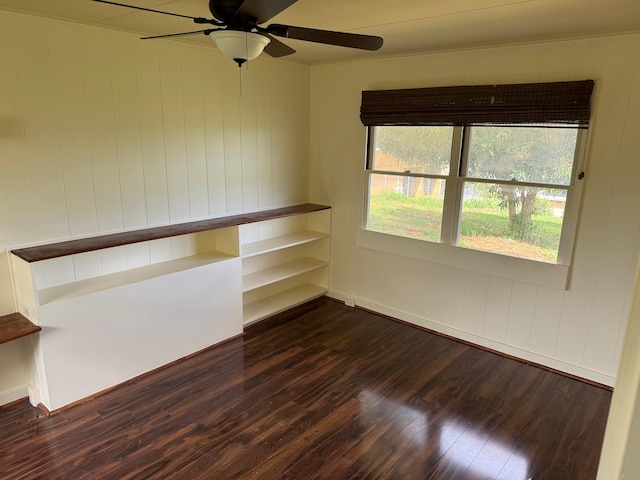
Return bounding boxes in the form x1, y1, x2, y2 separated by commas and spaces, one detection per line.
361, 80, 594, 266
366, 124, 586, 264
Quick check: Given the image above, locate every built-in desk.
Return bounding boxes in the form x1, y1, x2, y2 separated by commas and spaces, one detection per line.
0, 313, 41, 345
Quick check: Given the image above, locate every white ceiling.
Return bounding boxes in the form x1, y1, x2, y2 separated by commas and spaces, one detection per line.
0, 0, 639, 64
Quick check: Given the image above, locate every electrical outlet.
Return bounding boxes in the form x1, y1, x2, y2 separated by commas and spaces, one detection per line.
345, 297, 356, 308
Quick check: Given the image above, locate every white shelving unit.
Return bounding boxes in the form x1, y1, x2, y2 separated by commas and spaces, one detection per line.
8, 204, 330, 411
242, 284, 328, 325
242, 257, 327, 292
241, 231, 328, 258
240, 209, 331, 325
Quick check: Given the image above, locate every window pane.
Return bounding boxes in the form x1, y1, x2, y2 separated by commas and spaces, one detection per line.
372, 126, 454, 175
458, 182, 567, 263
467, 126, 578, 185
367, 173, 444, 242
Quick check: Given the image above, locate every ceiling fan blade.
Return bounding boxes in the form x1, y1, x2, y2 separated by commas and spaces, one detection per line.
268, 24, 383, 51
235, 0, 299, 24
141, 29, 217, 40
92, 0, 205, 21
262, 34, 296, 58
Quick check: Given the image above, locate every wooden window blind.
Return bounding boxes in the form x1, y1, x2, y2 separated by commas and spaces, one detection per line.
360, 80, 594, 127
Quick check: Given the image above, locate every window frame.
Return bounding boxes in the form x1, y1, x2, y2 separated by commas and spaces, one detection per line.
363, 124, 588, 267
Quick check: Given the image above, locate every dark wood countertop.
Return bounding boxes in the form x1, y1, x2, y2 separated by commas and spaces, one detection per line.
0, 313, 41, 345
11, 203, 330, 263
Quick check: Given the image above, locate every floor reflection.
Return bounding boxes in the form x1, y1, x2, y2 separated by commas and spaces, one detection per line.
440, 421, 529, 479
357, 389, 428, 445
357, 389, 529, 479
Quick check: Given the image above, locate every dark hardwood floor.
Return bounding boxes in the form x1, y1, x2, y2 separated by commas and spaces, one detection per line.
0, 298, 611, 479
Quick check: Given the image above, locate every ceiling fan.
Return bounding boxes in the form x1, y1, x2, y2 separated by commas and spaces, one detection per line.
92, 0, 384, 66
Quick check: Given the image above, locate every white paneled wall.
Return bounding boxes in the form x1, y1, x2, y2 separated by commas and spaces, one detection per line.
0, 10, 310, 404
310, 34, 640, 386
0, 10, 309, 288
0, 10, 309, 242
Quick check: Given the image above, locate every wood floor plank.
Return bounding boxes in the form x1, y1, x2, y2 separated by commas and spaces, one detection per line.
0, 298, 611, 479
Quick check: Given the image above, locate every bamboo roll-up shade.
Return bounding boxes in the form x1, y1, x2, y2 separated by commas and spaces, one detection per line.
360, 80, 594, 127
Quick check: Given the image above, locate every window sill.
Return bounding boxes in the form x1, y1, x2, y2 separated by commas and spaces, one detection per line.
356, 228, 570, 290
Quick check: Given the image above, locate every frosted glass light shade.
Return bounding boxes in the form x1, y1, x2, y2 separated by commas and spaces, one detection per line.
209, 30, 271, 65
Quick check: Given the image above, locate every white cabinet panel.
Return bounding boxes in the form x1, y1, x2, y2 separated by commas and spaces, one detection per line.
38, 258, 242, 410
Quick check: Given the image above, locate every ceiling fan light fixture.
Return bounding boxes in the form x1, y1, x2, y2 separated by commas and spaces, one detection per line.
209, 30, 271, 66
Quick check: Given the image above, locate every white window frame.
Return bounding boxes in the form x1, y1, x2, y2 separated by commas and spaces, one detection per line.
361, 125, 589, 289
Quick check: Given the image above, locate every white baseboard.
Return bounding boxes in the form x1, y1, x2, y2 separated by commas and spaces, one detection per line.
327, 290, 616, 387
0, 384, 29, 407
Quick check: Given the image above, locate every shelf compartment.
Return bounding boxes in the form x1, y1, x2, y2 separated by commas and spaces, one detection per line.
243, 284, 327, 325
241, 231, 328, 258
242, 258, 328, 293
38, 252, 234, 306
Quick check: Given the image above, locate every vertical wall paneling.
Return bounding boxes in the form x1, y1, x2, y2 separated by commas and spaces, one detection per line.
582, 38, 640, 374
125, 243, 151, 270
100, 246, 128, 276
221, 61, 243, 213
202, 52, 228, 216
181, 46, 210, 220
47, 22, 98, 238
503, 282, 537, 350
73, 251, 103, 282
159, 44, 190, 222
78, 27, 124, 233
482, 277, 512, 343
16, 17, 69, 242
401, 258, 432, 317
529, 287, 564, 357
539, 43, 575, 81
240, 65, 259, 212
256, 63, 274, 209
569, 39, 606, 79
440, 268, 466, 330
510, 45, 544, 82
461, 272, 489, 336
149, 238, 173, 264
42, 257, 75, 289
417, 262, 446, 326
108, 33, 148, 230
135, 39, 170, 226
0, 341, 28, 405
0, 18, 37, 250
272, 64, 307, 207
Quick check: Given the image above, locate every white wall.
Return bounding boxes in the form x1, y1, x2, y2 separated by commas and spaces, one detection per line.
597, 258, 640, 479
310, 33, 640, 386
0, 10, 310, 405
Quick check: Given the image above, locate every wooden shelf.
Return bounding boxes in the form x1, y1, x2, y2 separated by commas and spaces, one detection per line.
12, 203, 330, 263
37, 252, 234, 306
242, 258, 328, 293
243, 284, 327, 325
0, 313, 41, 345
241, 231, 328, 258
